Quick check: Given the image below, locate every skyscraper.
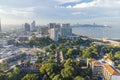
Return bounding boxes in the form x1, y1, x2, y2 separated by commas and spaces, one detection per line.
49, 28, 58, 41
49, 23, 61, 35
25, 23, 30, 32
0, 19, 1, 32
31, 20, 36, 31
60, 23, 72, 36
49, 23, 56, 29
55, 24, 61, 34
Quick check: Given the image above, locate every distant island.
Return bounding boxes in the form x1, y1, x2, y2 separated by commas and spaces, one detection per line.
72, 23, 111, 28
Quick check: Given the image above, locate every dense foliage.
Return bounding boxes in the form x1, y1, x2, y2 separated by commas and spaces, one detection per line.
29, 37, 53, 47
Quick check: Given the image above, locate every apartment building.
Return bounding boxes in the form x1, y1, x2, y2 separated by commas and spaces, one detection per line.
102, 64, 120, 80
91, 60, 120, 80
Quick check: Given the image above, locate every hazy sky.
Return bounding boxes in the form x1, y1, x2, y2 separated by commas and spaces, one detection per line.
0, 0, 120, 26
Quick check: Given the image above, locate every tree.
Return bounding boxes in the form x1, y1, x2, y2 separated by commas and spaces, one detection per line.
74, 76, 84, 80
81, 45, 100, 59
40, 63, 58, 78
13, 67, 20, 74
29, 37, 53, 47
107, 52, 114, 60
61, 66, 75, 79
66, 48, 74, 58
114, 51, 120, 58
7, 67, 21, 80
7, 72, 13, 80
0, 62, 9, 71
45, 48, 49, 52
0, 74, 6, 80
81, 49, 91, 58
115, 60, 119, 65
22, 74, 38, 80
13, 67, 21, 79
60, 45, 67, 53
52, 74, 63, 80
49, 44, 56, 50
118, 64, 120, 69
64, 58, 75, 67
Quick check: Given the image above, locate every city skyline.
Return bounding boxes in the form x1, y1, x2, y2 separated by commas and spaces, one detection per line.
0, 0, 120, 26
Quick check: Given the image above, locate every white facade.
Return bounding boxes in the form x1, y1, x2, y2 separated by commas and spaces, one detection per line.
67, 36, 79, 40
49, 28, 58, 41
91, 60, 120, 80
111, 76, 120, 80
59, 51, 64, 62
60, 23, 72, 36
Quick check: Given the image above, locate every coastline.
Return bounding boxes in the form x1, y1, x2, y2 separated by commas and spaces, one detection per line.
73, 33, 120, 46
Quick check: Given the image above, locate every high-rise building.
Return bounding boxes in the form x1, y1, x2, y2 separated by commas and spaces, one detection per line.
49, 23, 56, 29
31, 20, 36, 31
25, 23, 30, 32
55, 24, 61, 34
49, 23, 61, 35
60, 23, 72, 36
49, 28, 58, 41
0, 19, 1, 33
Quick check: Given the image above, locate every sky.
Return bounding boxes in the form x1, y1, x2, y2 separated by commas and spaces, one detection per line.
0, 0, 120, 26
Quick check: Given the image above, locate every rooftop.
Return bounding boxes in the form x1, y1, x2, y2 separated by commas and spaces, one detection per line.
104, 64, 120, 75
0, 46, 22, 62
92, 61, 101, 65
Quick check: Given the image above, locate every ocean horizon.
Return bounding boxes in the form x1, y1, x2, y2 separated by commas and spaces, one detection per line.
73, 26, 120, 39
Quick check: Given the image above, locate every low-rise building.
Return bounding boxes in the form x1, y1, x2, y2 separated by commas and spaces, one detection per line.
59, 51, 65, 62
91, 60, 120, 80
0, 47, 27, 66
91, 60, 102, 77
18, 36, 30, 41
102, 64, 120, 80
67, 36, 79, 40
19, 63, 41, 73
55, 51, 65, 63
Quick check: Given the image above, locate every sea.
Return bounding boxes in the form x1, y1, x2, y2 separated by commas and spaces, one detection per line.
72, 26, 120, 39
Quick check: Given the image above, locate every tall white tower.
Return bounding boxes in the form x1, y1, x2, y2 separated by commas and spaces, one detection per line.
49, 28, 58, 41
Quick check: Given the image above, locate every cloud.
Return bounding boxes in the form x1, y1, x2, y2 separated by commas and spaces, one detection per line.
11, 7, 35, 17
0, 0, 120, 25
72, 12, 83, 15
58, 0, 120, 8
55, 0, 80, 3
0, 7, 35, 17
0, 9, 7, 14
72, 0, 98, 8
